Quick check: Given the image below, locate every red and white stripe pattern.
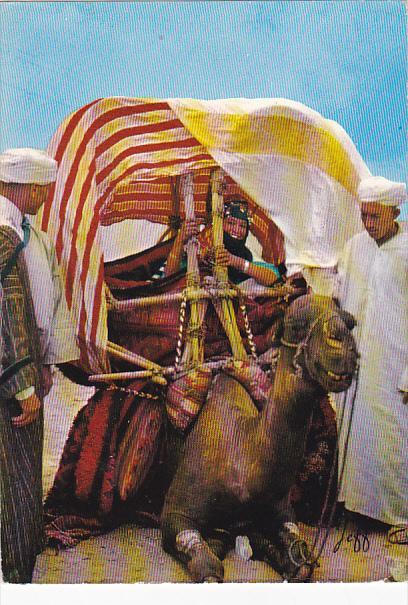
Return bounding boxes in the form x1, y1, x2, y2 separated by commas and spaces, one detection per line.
41, 98, 283, 372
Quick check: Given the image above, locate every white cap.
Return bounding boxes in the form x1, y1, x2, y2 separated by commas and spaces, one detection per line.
0, 148, 57, 184
357, 176, 407, 206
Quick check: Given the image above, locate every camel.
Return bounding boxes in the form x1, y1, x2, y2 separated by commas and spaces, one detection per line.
161, 294, 358, 582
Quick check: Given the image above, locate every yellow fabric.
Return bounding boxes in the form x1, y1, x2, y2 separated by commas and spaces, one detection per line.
43, 96, 372, 373
169, 108, 360, 195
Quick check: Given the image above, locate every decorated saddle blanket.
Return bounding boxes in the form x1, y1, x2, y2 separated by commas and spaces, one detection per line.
45, 336, 337, 547
44, 249, 336, 547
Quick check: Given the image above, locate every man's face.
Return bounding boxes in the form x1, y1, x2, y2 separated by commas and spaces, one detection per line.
26, 183, 53, 215
360, 202, 397, 242
223, 215, 248, 240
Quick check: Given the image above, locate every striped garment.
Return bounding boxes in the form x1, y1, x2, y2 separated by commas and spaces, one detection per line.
39, 98, 370, 373
0, 227, 44, 583
0, 406, 44, 583
0, 227, 42, 400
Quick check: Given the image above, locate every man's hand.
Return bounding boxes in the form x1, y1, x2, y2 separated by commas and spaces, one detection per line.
214, 248, 233, 268
12, 393, 42, 428
285, 272, 307, 289
201, 247, 232, 268
180, 219, 200, 244
284, 273, 308, 293
401, 391, 408, 405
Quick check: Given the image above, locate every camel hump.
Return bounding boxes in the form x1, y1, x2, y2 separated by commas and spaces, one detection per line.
207, 373, 260, 419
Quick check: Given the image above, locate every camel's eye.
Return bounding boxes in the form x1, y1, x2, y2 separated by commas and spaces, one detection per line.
327, 335, 343, 349
324, 321, 343, 348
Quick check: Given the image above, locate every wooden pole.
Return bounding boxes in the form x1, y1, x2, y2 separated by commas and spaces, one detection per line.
107, 287, 235, 311
169, 175, 181, 238
88, 357, 237, 384
107, 283, 290, 311
210, 169, 247, 360
89, 369, 172, 382
107, 341, 167, 386
180, 173, 208, 367
156, 226, 172, 244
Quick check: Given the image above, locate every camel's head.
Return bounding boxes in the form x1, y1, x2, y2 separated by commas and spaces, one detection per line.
281, 294, 358, 392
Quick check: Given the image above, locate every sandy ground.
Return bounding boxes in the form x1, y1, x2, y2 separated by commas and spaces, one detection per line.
31, 369, 406, 584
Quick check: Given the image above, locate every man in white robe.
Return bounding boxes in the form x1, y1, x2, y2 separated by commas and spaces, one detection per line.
335, 176, 408, 527
0, 148, 79, 582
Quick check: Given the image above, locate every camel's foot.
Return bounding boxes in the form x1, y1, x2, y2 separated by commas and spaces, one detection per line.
207, 528, 232, 561
176, 529, 224, 583
278, 523, 315, 582
247, 531, 281, 564
248, 524, 315, 582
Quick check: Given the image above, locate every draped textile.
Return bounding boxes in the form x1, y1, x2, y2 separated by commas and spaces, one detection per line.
0, 195, 79, 368
335, 226, 408, 525
0, 227, 43, 583
39, 97, 369, 373
0, 209, 78, 581
44, 277, 337, 547
0, 227, 42, 399
0, 405, 44, 582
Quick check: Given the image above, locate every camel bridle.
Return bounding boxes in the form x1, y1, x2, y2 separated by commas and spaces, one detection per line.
280, 311, 337, 381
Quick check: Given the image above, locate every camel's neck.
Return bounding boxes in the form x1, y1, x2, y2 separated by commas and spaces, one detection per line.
258, 346, 321, 445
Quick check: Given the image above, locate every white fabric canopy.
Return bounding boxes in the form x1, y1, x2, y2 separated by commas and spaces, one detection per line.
169, 98, 371, 266
43, 96, 373, 371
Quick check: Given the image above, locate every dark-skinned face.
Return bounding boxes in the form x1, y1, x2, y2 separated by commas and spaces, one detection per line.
25, 183, 53, 215
223, 215, 248, 241
360, 202, 399, 243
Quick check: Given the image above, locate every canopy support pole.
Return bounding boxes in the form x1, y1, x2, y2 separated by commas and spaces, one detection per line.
210, 169, 247, 360
180, 173, 207, 367
169, 175, 181, 239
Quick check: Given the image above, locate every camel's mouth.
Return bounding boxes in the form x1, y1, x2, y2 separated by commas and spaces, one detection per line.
314, 361, 354, 390
326, 369, 353, 382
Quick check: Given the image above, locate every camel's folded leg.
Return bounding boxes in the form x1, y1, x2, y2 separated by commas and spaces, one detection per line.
162, 511, 224, 583
249, 497, 315, 582
276, 523, 315, 582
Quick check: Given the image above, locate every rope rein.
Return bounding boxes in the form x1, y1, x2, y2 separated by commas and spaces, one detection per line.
174, 290, 188, 372
304, 365, 360, 570
239, 297, 258, 360
278, 310, 360, 575
105, 387, 161, 400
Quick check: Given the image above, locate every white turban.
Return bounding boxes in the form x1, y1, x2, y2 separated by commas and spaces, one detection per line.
0, 148, 57, 184
357, 176, 407, 206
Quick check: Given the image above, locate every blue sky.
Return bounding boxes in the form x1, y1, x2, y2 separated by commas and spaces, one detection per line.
0, 1, 406, 215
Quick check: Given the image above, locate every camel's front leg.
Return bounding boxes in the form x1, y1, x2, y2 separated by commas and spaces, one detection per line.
161, 509, 225, 582
161, 469, 225, 584
249, 496, 315, 582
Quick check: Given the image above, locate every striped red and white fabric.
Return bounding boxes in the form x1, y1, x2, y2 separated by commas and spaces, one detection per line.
40, 98, 283, 372
40, 97, 368, 373
40, 99, 204, 371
